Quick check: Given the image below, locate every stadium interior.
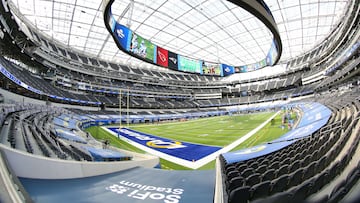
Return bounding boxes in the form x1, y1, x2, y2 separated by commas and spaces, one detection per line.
0, 0, 359, 202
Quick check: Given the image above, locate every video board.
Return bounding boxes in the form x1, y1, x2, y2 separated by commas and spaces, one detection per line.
168, 51, 178, 70
202, 62, 222, 76
104, 0, 282, 77
156, 46, 168, 67
114, 23, 132, 51
266, 40, 278, 66
222, 64, 235, 76
130, 33, 156, 63
108, 9, 116, 32
178, 56, 202, 73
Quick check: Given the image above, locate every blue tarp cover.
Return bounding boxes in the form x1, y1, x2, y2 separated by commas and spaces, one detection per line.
82, 146, 129, 161
20, 167, 215, 203
54, 128, 87, 143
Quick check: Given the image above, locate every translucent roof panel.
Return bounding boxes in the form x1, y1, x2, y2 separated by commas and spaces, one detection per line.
11, 0, 349, 67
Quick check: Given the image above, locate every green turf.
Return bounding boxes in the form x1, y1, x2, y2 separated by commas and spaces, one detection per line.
85, 111, 296, 170
230, 112, 292, 151
128, 112, 275, 147
85, 126, 145, 153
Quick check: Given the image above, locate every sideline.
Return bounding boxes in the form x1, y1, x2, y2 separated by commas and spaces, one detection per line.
103, 111, 280, 169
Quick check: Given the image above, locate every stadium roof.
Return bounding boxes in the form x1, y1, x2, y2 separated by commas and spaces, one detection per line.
10, 0, 349, 68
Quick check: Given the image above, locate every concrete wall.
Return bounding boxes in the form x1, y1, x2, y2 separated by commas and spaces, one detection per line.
0, 144, 159, 179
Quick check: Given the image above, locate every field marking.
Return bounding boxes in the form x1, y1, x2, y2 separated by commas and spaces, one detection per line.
189, 111, 280, 169
128, 112, 274, 147
103, 111, 280, 169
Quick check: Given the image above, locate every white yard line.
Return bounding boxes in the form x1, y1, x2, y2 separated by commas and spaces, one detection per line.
102, 111, 280, 169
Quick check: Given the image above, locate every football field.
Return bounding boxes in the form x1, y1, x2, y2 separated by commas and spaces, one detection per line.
87, 111, 291, 170
128, 112, 276, 147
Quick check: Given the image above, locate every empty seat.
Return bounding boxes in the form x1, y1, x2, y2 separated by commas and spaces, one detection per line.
250, 180, 271, 201
228, 186, 251, 203
292, 180, 313, 202
225, 165, 237, 175
256, 164, 267, 174
301, 154, 312, 167
248, 161, 259, 169
227, 171, 241, 181
303, 161, 317, 180
328, 187, 347, 203
270, 174, 290, 194
289, 160, 301, 172
276, 164, 289, 177
288, 168, 304, 187
318, 155, 328, 171
241, 168, 255, 177
254, 190, 294, 203
262, 169, 276, 182
281, 157, 291, 165
309, 171, 328, 194
236, 163, 248, 172
228, 176, 245, 193
268, 161, 280, 170
259, 158, 269, 166
246, 173, 261, 186
346, 168, 360, 189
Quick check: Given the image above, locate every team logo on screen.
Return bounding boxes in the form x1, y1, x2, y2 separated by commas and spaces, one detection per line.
158, 51, 166, 62
169, 57, 177, 64
156, 47, 169, 67
116, 29, 125, 39
224, 67, 231, 73
168, 51, 178, 70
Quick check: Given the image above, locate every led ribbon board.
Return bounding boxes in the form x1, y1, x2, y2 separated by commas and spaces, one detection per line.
102, 0, 282, 77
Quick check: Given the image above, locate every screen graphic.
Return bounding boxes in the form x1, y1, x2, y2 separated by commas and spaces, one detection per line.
222, 64, 235, 76
114, 23, 132, 51
202, 62, 222, 76
108, 9, 116, 32
168, 51, 178, 70
130, 33, 156, 62
104, 0, 282, 76
156, 46, 169, 67
178, 56, 202, 73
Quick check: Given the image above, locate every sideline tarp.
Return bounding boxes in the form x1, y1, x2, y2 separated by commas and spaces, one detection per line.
20, 167, 215, 203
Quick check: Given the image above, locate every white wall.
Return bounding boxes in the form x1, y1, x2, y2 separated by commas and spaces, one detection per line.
0, 144, 159, 179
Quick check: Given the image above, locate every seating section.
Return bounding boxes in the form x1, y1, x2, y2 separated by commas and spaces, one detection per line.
219, 91, 360, 203
0, 104, 131, 162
